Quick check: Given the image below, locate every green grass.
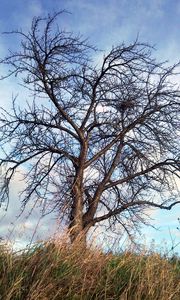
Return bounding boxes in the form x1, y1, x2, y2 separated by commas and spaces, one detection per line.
0, 238, 179, 300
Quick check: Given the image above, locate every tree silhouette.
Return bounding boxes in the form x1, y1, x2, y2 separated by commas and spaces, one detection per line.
0, 12, 180, 244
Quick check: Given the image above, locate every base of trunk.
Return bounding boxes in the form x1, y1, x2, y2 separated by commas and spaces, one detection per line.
68, 225, 87, 248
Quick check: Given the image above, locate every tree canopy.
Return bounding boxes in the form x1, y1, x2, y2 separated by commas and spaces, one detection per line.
0, 12, 180, 243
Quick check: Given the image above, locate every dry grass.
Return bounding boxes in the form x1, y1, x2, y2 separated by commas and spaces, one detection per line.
0, 237, 179, 300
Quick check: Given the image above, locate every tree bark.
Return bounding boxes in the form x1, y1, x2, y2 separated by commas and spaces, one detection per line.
69, 176, 84, 244
69, 140, 88, 246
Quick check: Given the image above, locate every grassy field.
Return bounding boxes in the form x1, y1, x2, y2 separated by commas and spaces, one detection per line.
0, 238, 180, 300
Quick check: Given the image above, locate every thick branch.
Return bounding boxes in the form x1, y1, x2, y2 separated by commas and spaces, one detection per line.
85, 105, 167, 167
16, 118, 79, 140
104, 159, 179, 190
92, 200, 180, 225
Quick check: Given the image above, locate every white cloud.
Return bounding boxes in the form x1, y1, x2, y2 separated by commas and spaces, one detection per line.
0, 169, 57, 249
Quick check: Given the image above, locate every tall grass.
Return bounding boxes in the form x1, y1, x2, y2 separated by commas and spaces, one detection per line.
0, 237, 179, 300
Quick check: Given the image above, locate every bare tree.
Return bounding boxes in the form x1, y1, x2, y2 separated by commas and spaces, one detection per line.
0, 12, 180, 244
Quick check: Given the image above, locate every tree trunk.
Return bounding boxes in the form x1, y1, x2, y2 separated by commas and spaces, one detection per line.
69, 140, 88, 246
69, 173, 86, 247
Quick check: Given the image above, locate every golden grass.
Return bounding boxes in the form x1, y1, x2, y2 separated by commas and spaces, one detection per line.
0, 237, 179, 300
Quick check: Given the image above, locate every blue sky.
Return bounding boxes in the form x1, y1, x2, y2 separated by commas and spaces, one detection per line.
0, 0, 180, 253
